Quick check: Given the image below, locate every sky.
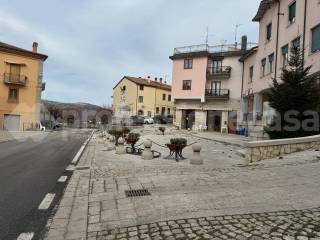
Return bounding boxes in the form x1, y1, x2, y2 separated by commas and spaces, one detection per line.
0, 0, 260, 106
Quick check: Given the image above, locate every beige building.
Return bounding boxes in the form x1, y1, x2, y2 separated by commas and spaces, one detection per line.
0, 41, 48, 131
112, 76, 173, 117
240, 0, 320, 138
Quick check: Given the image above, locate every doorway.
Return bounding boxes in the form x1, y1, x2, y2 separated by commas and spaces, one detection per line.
182, 110, 195, 129
207, 111, 221, 132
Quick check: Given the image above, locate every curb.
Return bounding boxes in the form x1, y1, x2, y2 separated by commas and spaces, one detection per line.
71, 130, 94, 166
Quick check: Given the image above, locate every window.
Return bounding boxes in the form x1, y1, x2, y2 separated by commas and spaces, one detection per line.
311, 24, 320, 53
156, 107, 159, 114
282, 45, 289, 67
213, 60, 222, 73
289, 1, 296, 24
162, 94, 166, 101
292, 37, 300, 49
182, 80, 192, 90
138, 96, 143, 103
161, 107, 166, 116
139, 85, 144, 90
8, 88, 19, 102
249, 66, 254, 82
184, 59, 193, 69
168, 108, 171, 115
268, 53, 274, 73
261, 58, 266, 77
266, 23, 272, 41
168, 94, 171, 101
9, 64, 21, 82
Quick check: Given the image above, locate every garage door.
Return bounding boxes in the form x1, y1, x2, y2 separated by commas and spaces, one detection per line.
3, 114, 20, 131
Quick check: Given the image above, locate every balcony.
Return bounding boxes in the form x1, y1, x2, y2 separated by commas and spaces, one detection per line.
3, 73, 27, 86
207, 66, 231, 79
205, 89, 230, 100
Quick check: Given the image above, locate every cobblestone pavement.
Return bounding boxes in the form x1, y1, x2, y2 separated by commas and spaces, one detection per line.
45, 130, 320, 240
88, 208, 320, 240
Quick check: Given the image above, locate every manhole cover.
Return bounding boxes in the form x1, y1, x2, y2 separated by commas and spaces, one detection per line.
125, 189, 151, 197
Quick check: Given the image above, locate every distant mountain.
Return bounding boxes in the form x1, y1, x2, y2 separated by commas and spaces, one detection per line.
41, 99, 111, 112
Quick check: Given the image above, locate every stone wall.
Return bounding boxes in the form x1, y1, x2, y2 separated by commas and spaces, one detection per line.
245, 135, 320, 162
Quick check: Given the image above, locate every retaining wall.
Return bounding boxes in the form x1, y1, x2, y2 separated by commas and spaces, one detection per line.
245, 135, 320, 162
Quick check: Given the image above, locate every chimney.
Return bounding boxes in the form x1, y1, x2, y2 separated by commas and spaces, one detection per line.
241, 35, 247, 51
32, 42, 38, 53
159, 78, 163, 84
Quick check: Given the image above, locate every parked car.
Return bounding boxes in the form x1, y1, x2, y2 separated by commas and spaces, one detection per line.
153, 115, 171, 124
144, 117, 154, 124
131, 116, 144, 126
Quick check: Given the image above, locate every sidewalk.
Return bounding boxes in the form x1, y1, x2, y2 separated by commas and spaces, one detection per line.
45, 132, 320, 239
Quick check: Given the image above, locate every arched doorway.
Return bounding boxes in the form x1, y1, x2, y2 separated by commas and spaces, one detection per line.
138, 110, 144, 116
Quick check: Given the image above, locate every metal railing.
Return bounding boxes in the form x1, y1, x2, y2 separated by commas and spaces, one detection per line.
3, 73, 27, 86
205, 89, 230, 99
173, 42, 258, 55
207, 66, 232, 75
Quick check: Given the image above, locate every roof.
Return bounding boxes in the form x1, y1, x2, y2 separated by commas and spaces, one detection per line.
0, 41, 48, 61
239, 46, 258, 62
253, 0, 275, 22
114, 76, 172, 91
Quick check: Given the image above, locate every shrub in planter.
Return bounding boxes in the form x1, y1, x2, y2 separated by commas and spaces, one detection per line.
108, 126, 131, 145
126, 133, 140, 144
170, 138, 187, 146
159, 127, 166, 135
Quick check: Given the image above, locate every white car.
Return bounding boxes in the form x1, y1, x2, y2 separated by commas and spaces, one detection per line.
144, 117, 154, 124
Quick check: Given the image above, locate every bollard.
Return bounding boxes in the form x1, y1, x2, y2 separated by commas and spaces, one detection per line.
142, 139, 153, 160
116, 137, 126, 154
104, 135, 110, 145
190, 143, 203, 165
107, 135, 116, 151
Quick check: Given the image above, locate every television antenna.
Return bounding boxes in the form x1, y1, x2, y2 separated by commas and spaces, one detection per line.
234, 24, 243, 44
201, 26, 215, 45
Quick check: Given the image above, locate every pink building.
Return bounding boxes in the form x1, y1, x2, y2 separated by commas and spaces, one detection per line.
170, 37, 256, 133
240, 0, 320, 138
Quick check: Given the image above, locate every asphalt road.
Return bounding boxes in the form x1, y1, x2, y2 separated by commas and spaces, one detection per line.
0, 129, 91, 240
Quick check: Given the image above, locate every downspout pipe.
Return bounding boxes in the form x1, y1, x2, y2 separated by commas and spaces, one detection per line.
302, 0, 308, 68
274, 0, 281, 80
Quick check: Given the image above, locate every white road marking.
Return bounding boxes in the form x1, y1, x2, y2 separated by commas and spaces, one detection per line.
57, 176, 68, 183
17, 232, 34, 240
38, 193, 55, 210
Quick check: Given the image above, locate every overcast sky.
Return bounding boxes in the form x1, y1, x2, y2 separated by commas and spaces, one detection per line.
0, 0, 260, 106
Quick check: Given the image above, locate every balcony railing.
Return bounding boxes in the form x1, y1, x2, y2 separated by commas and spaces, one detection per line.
173, 42, 258, 55
205, 89, 230, 99
3, 73, 27, 86
207, 66, 232, 79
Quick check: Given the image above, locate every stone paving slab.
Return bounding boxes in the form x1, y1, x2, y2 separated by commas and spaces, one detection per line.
45, 131, 320, 239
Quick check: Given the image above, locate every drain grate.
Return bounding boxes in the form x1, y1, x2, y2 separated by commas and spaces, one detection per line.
125, 189, 151, 197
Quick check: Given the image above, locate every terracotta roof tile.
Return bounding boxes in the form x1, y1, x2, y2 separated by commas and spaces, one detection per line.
253, 0, 275, 22
124, 76, 172, 91
0, 41, 48, 60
